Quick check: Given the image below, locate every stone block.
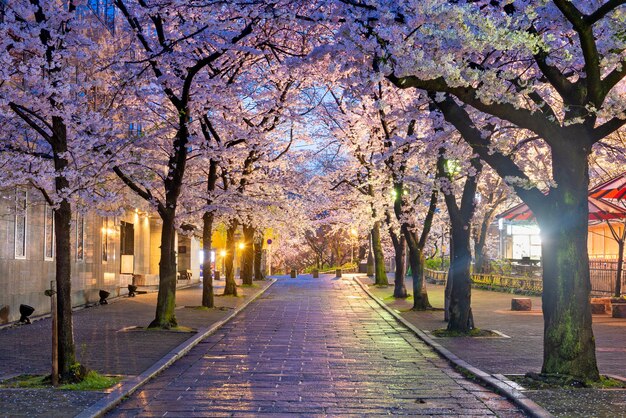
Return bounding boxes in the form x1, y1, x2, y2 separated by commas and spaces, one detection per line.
290, 269, 297, 278
591, 297, 612, 314
612, 303, 626, 318
590, 302, 606, 314
511, 298, 532, 311
336, 269, 342, 278
312, 269, 319, 278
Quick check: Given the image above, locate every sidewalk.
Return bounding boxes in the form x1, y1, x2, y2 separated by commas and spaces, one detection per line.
361, 275, 626, 417
0, 279, 272, 417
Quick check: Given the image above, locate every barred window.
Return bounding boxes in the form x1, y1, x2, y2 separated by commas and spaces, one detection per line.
87, 0, 115, 34
102, 216, 109, 262
44, 204, 55, 260
14, 190, 27, 259
76, 214, 85, 261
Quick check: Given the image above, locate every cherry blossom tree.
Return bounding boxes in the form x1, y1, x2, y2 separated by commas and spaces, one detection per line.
0, 0, 122, 381
111, 0, 264, 327
335, 0, 626, 380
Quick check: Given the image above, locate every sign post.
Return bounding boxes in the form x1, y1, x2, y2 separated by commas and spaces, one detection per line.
45, 281, 58, 386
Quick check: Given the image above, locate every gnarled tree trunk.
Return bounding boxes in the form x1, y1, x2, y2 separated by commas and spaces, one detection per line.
371, 221, 388, 285
150, 210, 178, 328
389, 230, 407, 298
446, 223, 473, 332
50, 118, 77, 381
201, 160, 218, 308
536, 145, 598, 380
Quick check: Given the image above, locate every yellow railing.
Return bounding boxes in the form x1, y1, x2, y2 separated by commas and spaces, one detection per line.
424, 268, 543, 293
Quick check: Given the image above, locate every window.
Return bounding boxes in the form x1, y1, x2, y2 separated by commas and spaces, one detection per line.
120, 221, 135, 256
14, 190, 27, 259
76, 214, 85, 261
87, 0, 115, 34
102, 216, 109, 262
44, 204, 55, 260
128, 122, 143, 137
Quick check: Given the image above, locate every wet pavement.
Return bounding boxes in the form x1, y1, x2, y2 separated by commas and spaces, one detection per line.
108, 275, 525, 417
0, 280, 270, 418
365, 276, 626, 417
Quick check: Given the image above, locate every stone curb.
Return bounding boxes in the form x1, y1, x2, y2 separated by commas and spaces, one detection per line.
74, 279, 277, 418
353, 276, 553, 418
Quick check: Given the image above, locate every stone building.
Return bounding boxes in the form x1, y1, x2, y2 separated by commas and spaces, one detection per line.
0, 188, 201, 324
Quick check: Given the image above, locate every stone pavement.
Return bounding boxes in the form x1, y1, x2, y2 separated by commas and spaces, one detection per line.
366, 279, 626, 376
0, 279, 269, 417
364, 276, 626, 417
108, 275, 525, 417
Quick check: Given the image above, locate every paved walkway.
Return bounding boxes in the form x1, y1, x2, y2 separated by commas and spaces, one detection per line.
367, 279, 626, 376
0, 280, 268, 417
109, 275, 525, 416
365, 276, 626, 417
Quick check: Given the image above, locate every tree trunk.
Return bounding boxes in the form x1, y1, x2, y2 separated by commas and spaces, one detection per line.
149, 212, 178, 329
54, 200, 76, 381
474, 242, 487, 274
371, 222, 388, 285
201, 211, 214, 308
254, 231, 264, 281
404, 230, 431, 310
201, 159, 218, 307
615, 240, 624, 298
50, 117, 76, 381
241, 224, 254, 285
536, 145, 598, 380
391, 232, 407, 298
223, 221, 238, 296
447, 225, 473, 332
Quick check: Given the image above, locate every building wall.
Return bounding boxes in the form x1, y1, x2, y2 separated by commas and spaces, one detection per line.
589, 222, 624, 259
0, 188, 201, 324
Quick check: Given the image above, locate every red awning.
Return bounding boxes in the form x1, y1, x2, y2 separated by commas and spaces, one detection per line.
498, 196, 626, 222
590, 173, 626, 201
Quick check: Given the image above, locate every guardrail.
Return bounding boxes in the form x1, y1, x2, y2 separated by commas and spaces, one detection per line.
425, 263, 626, 296
319, 266, 358, 274
424, 268, 542, 294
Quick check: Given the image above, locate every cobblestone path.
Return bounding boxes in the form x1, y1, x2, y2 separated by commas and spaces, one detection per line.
109, 276, 525, 416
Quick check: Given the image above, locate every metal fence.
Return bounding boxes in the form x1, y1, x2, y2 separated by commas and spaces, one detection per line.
589, 259, 626, 295
425, 260, 626, 296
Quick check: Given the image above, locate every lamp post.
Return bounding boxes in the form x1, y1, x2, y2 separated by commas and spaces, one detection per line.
220, 249, 226, 276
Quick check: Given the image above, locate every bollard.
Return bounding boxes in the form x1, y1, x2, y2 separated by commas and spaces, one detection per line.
214, 270, 220, 281
290, 269, 297, 278
336, 268, 342, 278
312, 269, 319, 278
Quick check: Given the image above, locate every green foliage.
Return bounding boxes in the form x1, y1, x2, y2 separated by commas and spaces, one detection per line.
0, 371, 121, 391
490, 259, 513, 274
425, 257, 448, 270
67, 362, 88, 383
431, 328, 496, 338
0, 374, 48, 388
60, 371, 122, 391
511, 373, 626, 389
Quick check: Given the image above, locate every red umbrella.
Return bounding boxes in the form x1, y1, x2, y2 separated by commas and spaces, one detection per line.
498, 196, 626, 222
590, 172, 626, 200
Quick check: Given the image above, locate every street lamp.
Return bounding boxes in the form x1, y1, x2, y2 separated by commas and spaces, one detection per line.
220, 249, 226, 275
